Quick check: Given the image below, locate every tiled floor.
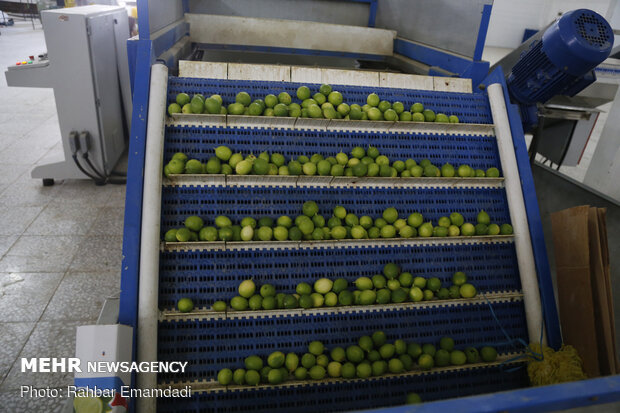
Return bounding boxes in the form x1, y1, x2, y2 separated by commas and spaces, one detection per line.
0, 20, 125, 411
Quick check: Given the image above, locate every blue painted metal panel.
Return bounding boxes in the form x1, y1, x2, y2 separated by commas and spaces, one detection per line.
368, 0, 377, 27
358, 375, 620, 413
394, 37, 474, 77
194, 42, 386, 61
152, 21, 189, 60
473, 4, 493, 61
119, 39, 153, 410
481, 68, 562, 350
136, 0, 150, 40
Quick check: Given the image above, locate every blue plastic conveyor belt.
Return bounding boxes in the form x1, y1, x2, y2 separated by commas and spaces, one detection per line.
156, 76, 531, 411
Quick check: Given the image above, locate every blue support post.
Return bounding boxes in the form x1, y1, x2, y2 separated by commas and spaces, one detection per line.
136, 0, 150, 39
368, 0, 377, 27
474, 4, 493, 61
119, 38, 153, 412
482, 68, 562, 350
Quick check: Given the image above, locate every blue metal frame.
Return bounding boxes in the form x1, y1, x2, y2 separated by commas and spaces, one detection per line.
393, 38, 490, 86
474, 4, 493, 61
360, 375, 620, 413
481, 68, 562, 350
119, 38, 153, 411
152, 21, 189, 60
193, 42, 386, 61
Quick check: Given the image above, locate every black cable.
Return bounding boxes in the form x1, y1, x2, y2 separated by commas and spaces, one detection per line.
109, 170, 127, 177
72, 155, 105, 184
82, 154, 107, 180
83, 154, 127, 185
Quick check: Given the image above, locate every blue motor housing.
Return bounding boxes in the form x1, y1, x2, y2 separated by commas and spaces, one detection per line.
507, 9, 613, 105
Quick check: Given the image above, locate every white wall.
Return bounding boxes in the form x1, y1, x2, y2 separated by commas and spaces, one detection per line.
486, 0, 614, 49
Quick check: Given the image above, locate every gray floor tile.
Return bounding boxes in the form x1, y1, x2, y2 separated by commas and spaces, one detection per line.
1, 320, 81, 391
0, 236, 18, 258
25, 204, 101, 236
70, 235, 123, 272
69, 235, 122, 273
0, 173, 62, 207
0, 137, 51, 165
0, 205, 44, 235
0, 113, 52, 140
0, 163, 30, 186
0, 390, 67, 413
0, 273, 64, 322
0, 322, 35, 382
42, 271, 119, 322
104, 184, 126, 208
52, 180, 114, 207
88, 207, 124, 236
0, 235, 82, 272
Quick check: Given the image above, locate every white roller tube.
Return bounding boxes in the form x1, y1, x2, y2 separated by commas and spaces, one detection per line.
487, 83, 546, 345
136, 62, 168, 413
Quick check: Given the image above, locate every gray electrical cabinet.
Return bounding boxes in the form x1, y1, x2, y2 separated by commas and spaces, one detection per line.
5, 5, 131, 183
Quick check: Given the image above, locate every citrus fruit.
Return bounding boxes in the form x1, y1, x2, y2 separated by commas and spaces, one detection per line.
233, 368, 246, 385
413, 276, 427, 289
500, 223, 513, 235
383, 263, 400, 279
236, 92, 251, 106
248, 294, 263, 310
382, 108, 397, 121
168, 103, 182, 116
302, 162, 317, 175
465, 347, 480, 363
435, 113, 449, 123
190, 96, 204, 114
488, 223, 500, 235
418, 353, 434, 370
406, 393, 422, 404
297, 86, 311, 100
388, 358, 404, 373
356, 362, 372, 378
486, 167, 500, 177
452, 272, 467, 286
475, 223, 488, 235
238, 280, 256, 298
319, 84, 332, 95
437, 287, 450, 299
439, 337, 455, 351
450, 350, 467, 365
212, 300, 226, 312
244, 370, 260, 386
367, 107, 382, 120
176, 93, 190, 106
262, 296, 276, 310
434, 349, 451, 367
245, 355, 263, 371
346, 345, 365, 363
328, 91, 343, 106
449, 115, 459, 123
448, 285, 461, 299
175, 228, 192, 242
423, 109, 435, 122
268, 351, 285, 368
274, 103, 288, 117
461, 223, 475, 236
267, 368, 283, 384
358, 290, 375, 305
391, 288, 408, 303
314, 278, 333, 294
164, 229, 178, 242
205, 97, 221, 114
177, 298, 194, 312
459, 283, 477, 298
